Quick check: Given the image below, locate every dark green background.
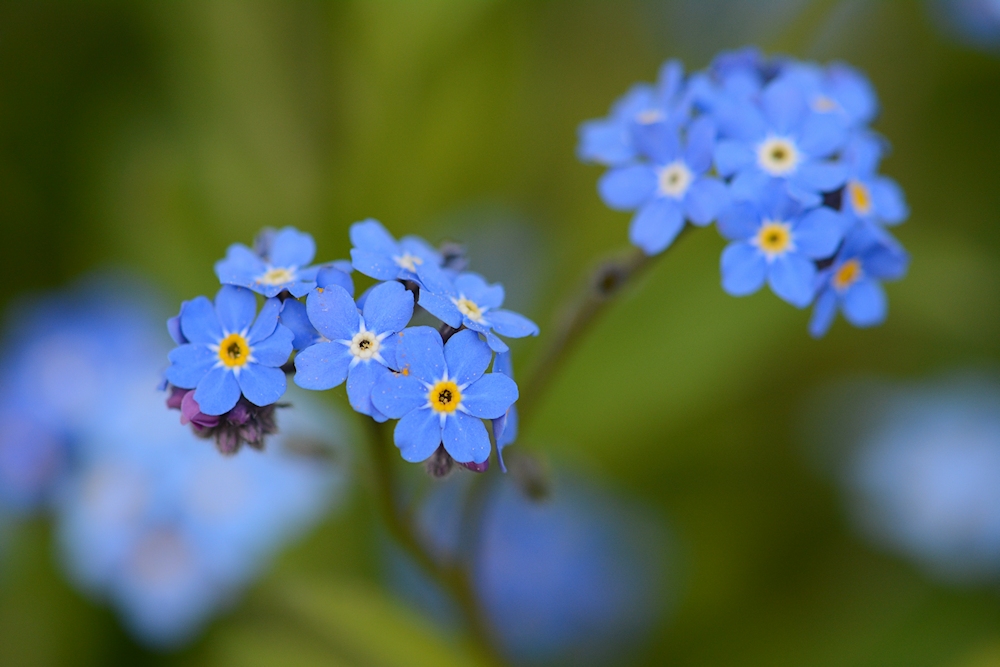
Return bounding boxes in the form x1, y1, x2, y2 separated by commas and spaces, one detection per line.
2, 2, 999, 666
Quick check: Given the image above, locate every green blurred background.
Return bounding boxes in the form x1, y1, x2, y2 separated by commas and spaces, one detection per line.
2, 1, 1000, 665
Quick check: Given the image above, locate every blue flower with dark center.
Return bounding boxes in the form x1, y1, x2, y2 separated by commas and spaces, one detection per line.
780, 62, 878, 129
713, 76, 848, 206
417, 271, 539, 353
165, 286, 293, 415
293, 281, 414, 420
809, 224, 909, 337
838, 132, 909, 229
349, 218, 442, 284
718, 185, 845, 307
215, 227, 320, 298
279, 261, 355, 351
371, 327, 518, 464
597, 117, 729, 254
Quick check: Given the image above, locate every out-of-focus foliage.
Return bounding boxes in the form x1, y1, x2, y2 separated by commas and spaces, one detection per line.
1, 1, 1000, 666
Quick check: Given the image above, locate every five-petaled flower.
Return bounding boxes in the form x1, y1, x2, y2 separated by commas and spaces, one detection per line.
372, 328, 518, 465
215, 227, 321, 298
349, 218, 442, 284
838, 133, 909, 230
165, 286, 294, 415
293, 281, 414, 421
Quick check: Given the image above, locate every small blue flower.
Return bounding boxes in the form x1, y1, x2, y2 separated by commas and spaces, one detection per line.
215, 227, 320, 298
417, 272, 539, 353
713, 76, 848, 206
718, 186, 845, 307
598, 117, 730, 254
293, 281, 414, 420
165, 286, 293, 416
349, 218, 442, 284
279, 261, 356, 351
371, 327, 518, 464
490, 350, 518, 473
838, 132, 909, 229
809, 224, 909, 337
780, 61, 878, 129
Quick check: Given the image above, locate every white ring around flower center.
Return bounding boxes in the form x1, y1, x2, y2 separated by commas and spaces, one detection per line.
657, 161, 693, 199
756, 136, 800, 176
393, 252, 423, 273
452, 296, 486, 323
350, 330, 380, 360
257, 266, 296, 286
635, 109, 664, 125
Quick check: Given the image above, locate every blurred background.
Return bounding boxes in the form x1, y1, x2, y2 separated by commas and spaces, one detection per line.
2, 1, 1000, 666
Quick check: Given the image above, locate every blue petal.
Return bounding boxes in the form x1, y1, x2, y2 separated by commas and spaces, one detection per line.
871, 177, 908, 224
215, 244, 265, 285
495, 405, 518, 467
347, 360, 390, 417
167, 310, 185, 345
633, 121, 680, 165
306, 284, 360, 342
165, 344, 216, 389
461, 373, 518, 419
684, 177, 728, 226
443, 329, 493, 386
797, 114, 847, 158
492, 349, 513, 377
362, 281, 414, 335
394, 326, 446, 382
716, 201, 760, 240
417, 290, 462, 329
842, 278, 887, 327
286, 280, 317, 299
486, 310, 539, 338
268, 227, 316, 267
371, 372, 428, 418
179, 295, 222, 344
316, 265, 355, 295
721, 243, 766, 296
394, 408, 442, 463
454, 273, 505, 309
809, 287, 838, 338
794, 208, 844, 259
767, 254, 816, 307
279, 299, 318, 350
399, 236, 442, 267
442, 411, 491, 464
350, 249, 399, 281
247, 297, 282, 344
350, 219, 398, 255
790, 160, 847, 193
828, 63, 877, 125
713, 140, 754, 177
761, 79, 807, 133
378, 332, 399, 370
629, 198, 685, 255
486, 331, 509, 353
728, 167, 770, 203
684, 116, 716, 174
597, 165, 657, 210
292, 341, 352, 390
843, 132, 883, 176
237, 363, 287, 407
577, 118, 634, 165
193, 366, 241, 416
249, 324, 294, 367
215, 285, 257, 334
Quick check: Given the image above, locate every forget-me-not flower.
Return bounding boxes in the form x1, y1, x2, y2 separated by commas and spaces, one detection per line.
371, 327, 518, 464
215, 227, 320, 298
293, 281, 414, 420
838, 132, 909, 229
598, 117, 729, 254
718, 185, 845, 307
165, 286, 293, 416
279, 260, 355, 351
349, 218, 442, 284
417, 272, 539, 353
809, 225, 909, 337
780, 61, 878, 129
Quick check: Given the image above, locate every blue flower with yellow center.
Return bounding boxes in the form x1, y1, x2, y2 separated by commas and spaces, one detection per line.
165, 286, 294, 416
349, 218, 442, 284
417, 271, 539, 353
215, 227, 320, 298
371, 327, 518, 465
293, 280, 414, 421
838, 132, 909, 230
718, 185, 845, 307
780, 61, 878, 129
809, 224, 909, 337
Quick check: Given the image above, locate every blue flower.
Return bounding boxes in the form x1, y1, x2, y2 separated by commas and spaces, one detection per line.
598, 117, 730, 254
490, 351, 518, 473
713, 76, 848, 206
215, 227, 320, 298
718, 185, 845, 307
293, 281, 414, 420
349, 218, 442, 284
165, 286, 293, 415
279, 261, 355, 351
809, 224, 909, 337
371, 327, 518, 464
417, 272, 539, 353
838, 132, 909, 228
780, 61, 878, 129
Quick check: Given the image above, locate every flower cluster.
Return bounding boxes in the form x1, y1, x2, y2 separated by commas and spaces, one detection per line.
165, 221, 537, 468
579, 48, 910, 336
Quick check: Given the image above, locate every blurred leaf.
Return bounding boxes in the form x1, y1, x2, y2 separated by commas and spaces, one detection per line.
207, 624, 354, 667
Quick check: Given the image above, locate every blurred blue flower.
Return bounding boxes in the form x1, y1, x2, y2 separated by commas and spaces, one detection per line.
779, 61, 878, 129
809, 225, 909, 337
293, 281, 414, 420
838, 133, 909, 229
215, 227, 321, 298
349, 218, 442, 284
417, 272, 539, 353
929, 0, 1000, 51
165, 286, 293, 416
718, 185, 845, 307
371, 327, 517, 464
846, 377, 1000, 583
491, 351, 518, 473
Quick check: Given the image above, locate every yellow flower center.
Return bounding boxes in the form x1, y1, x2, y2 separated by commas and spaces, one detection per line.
454, 297, 485, 322
217, 333, 250, 368
847, 180, 872, 216
350, 331, 380, 360
657, 161, 693, 198
755, 220, 793, 257
757, 136, 800, 176
257, 267, 295, 286
393, 252, 423, 273
428, 380, 461, 413
812, 95, 839, 113
833, 259, 863, 291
